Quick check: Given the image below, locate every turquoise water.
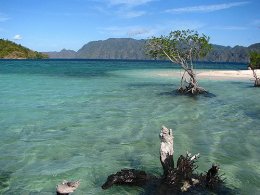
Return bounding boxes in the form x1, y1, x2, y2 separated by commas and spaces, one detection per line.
0, 60, 259, 194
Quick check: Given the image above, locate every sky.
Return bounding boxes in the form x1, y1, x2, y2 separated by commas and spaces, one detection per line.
0, 0, 260, 51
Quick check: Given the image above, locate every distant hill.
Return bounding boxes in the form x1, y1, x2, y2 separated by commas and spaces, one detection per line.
43, 49, 76, 59
45, 38, 260, 63
203, 44, 260, 63
0, 39, 48, 59
77, 38, 149, 60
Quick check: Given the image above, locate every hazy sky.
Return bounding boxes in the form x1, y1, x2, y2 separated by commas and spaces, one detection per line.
1, 0, 260, 51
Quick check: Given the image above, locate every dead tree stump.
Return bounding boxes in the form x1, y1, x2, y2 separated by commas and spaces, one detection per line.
159, 125, 174, 177
102, 125, 225, 193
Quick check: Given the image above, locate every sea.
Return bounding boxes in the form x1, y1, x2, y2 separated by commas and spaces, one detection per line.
0, 59, 259, 194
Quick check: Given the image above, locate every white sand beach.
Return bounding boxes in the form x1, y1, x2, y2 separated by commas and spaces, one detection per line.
197, 70, 260, 80
154, 69, 260, 81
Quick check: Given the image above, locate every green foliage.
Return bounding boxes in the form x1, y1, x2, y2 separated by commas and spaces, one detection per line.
146, 30, 211, 65
0, 39, 48, 59
249, 51, 260, 69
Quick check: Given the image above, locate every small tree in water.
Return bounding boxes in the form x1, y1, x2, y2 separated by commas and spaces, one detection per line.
249, 51, 260, 87
146, 30, 211, 95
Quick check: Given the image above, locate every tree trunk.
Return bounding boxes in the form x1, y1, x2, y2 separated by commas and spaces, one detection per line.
251, 69, 260, 87
255, 78, 260, 87
178, 68, 206, 94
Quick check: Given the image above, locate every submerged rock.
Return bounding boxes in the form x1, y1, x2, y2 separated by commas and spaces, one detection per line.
56, 180, 80, 195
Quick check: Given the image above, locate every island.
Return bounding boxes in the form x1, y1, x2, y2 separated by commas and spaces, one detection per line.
0, 39, 48, 59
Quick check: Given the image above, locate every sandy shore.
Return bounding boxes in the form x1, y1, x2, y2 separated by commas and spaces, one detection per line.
154, 69, 259, 81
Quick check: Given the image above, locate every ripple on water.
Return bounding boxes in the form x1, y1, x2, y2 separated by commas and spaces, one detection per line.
0, 61, 259, 194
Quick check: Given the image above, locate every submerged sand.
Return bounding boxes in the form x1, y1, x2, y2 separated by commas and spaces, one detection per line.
154, 69, 260, 81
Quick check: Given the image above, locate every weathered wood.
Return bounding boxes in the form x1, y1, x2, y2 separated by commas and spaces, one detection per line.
159, 126, 174, 176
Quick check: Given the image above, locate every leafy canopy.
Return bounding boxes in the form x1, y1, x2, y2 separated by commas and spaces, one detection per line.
146, 30, 211, 67
249, 51, 260, 69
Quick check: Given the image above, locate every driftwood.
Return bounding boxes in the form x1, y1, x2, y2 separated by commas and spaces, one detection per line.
56, 180, 80, 195
102, 126, 226, 194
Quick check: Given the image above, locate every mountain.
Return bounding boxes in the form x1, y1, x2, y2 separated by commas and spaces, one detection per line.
203, 44, 260, 63
0, 39, 48, 59
43, 49, 76, 59
248, 43, 260, 50
77, 38, 149, 59
45, 38, 260, 63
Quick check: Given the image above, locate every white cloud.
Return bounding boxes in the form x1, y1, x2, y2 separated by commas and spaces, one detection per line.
127, 28, 150, 36
0, 13, 9, 22
100, 20, 205, 39
252, 19, 260, 29
108, 0, 153, 7
120, 10, 146, 18
166, 1, 249, 14
101, 0, 153, 18
13, 34, 23, 40
222, 26, 247, 30
99, 26, 152, 38
212, 26, 247, 30
252, 19, 260, 24
157, 20, 205, 34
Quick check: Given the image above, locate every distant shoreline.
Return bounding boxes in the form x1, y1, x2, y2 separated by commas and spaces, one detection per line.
0, 58, 248, 65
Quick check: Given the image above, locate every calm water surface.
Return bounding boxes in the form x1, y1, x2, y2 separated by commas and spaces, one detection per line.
0, 60, 259, 194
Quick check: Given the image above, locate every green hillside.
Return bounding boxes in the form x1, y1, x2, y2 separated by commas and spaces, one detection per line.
0, 39, 48, 59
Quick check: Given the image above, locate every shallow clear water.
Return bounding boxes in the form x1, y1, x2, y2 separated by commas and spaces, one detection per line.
0, 60, 259, 194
